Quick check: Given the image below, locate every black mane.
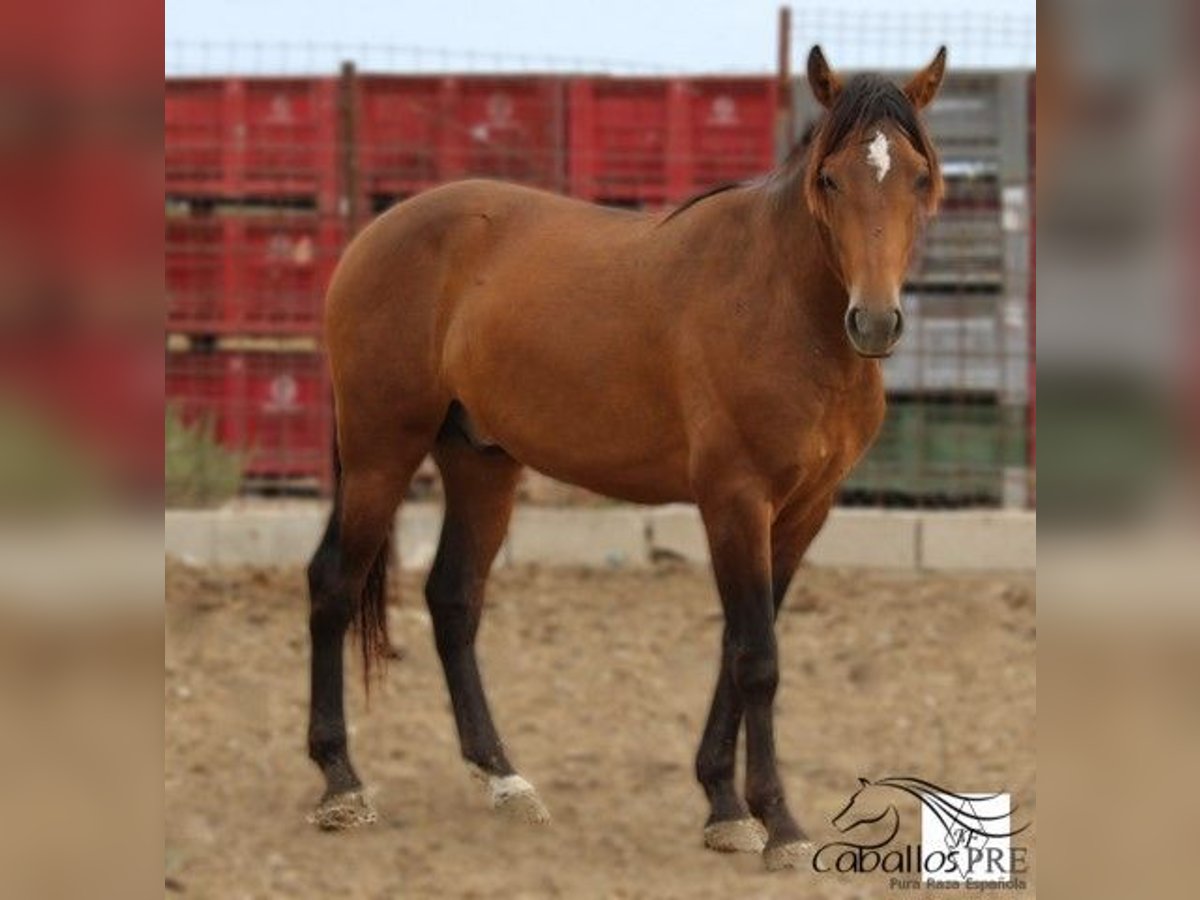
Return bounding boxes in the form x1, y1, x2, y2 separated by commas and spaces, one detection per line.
819, 74, 926, 156
661, 181, 743, 224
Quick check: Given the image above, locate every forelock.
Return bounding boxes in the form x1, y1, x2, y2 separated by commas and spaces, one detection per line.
802, 73, 943, 215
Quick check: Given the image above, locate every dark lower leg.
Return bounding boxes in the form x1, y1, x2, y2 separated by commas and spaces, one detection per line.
695, 540, 804, 829
306, 464, 413, 805
695, 628, 750, 825
701, 492, 806, 855
427, 439, 521, 777
426, 543, 514, 775
307, 516, 363, 799
738, 631, 806, 848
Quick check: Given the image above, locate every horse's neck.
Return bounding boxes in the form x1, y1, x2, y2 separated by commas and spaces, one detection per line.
759, 174, 840, 297
646, 178, 868, 374
754, 178, 872, 372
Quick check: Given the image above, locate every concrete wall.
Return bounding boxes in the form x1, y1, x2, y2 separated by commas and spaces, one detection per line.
166, 502, 1034, 571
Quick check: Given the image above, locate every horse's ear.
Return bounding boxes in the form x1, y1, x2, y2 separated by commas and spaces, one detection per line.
858, 777, 871, 788
807, 45, 843, 109
903, 46, 948, 110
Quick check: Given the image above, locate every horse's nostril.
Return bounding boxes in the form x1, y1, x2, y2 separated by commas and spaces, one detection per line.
847, 308, 868, 337
891, 310, 904, 338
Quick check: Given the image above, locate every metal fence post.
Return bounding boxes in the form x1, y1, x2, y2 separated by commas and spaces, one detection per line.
338, 61, 360, 235
776, 5, 793, 163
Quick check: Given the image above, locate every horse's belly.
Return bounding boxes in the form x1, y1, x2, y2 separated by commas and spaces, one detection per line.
444, 321, 692, 503
473, 395, 692, 503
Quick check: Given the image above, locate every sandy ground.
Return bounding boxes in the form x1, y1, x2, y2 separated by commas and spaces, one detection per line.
165, 561, 1036, 899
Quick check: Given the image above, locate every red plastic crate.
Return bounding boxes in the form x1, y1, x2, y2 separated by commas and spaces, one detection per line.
165, 80, 225, 192
356, 75, 566, 201
684, 79, 778, 189
166, 350, 332, 487
166, 213, 342, 334
567, 78, 674, 205
568, 77, 776, 206
447, 77, 565, 189
166, 217, 224, 330
356, 76, 450, 198
166, 77, 339, 208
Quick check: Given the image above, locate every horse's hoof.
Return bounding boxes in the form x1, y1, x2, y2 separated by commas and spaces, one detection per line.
307, 790, 378, 831
493, 784, 552, 824
763, 839, 814, 871
469, 766, 551, 824
703, 818, 767, 853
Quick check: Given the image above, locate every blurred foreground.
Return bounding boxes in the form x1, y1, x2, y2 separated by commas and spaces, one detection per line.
1037, 1, 1200, 899
0, 0, 163, 896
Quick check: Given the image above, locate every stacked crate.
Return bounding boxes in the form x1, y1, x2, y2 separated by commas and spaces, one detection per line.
166, 77, 342, 493
795, 71, 1033, 507
567, 77, 777, 207
354, 74, 567, 214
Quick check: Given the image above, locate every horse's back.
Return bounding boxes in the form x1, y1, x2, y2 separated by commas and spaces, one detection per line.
327, 179, 641, 316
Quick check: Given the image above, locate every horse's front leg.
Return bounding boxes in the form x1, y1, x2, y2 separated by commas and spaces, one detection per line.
695, 621, 765, 853
694, 498, 828, 856
698, 486, 811, 870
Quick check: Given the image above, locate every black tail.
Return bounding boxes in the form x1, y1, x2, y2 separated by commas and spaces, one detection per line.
330, 439, 394, 694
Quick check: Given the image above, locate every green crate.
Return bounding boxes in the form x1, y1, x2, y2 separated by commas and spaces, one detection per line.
841, 397, 1027, 506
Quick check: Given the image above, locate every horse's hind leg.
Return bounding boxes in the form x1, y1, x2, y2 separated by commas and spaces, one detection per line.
426, 431, 549, 824
306, 439, 430, 829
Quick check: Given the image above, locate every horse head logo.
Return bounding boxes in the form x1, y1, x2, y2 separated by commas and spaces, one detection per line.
814, 776, 1032, 880
830, 777, 900, 848
830, 776, 1030, 850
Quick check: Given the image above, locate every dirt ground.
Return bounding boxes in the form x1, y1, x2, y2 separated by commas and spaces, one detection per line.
165, 561, 1036, 900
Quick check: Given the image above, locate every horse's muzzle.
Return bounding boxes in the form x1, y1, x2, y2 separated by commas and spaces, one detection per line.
845, 305, 904, 358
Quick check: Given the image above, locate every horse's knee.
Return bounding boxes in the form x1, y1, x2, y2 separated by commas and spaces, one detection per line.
696, 745, 735, 788
734, 645, 779, 704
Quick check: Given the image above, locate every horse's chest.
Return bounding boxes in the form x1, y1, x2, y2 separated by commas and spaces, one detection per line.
767, 384, 885, 501
811, 412, 878, 475
810, 411, 880, 477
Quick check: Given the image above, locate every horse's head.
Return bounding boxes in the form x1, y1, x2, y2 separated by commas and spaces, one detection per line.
831, 777, 896, 833
804, 46, 947, 358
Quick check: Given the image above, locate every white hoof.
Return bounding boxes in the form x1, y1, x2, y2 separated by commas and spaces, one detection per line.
307, 790, 378, 830
704, 817, 767, 853
763, 839, 814, 871
468, 765, 551, 824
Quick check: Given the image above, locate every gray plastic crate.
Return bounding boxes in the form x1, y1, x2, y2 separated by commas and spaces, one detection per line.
883, 291, 1029, 403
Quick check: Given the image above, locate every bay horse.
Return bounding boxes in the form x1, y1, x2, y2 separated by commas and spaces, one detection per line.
306, 46, 947, 870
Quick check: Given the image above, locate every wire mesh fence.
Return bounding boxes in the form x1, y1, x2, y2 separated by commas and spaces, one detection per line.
166, 39, 680, 78
790, 3, 1036, 71
165, 11, 1035, 510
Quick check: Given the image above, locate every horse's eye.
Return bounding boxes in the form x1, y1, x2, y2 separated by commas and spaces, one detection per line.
915, 172, 932, 191
818, 172, 839, 192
